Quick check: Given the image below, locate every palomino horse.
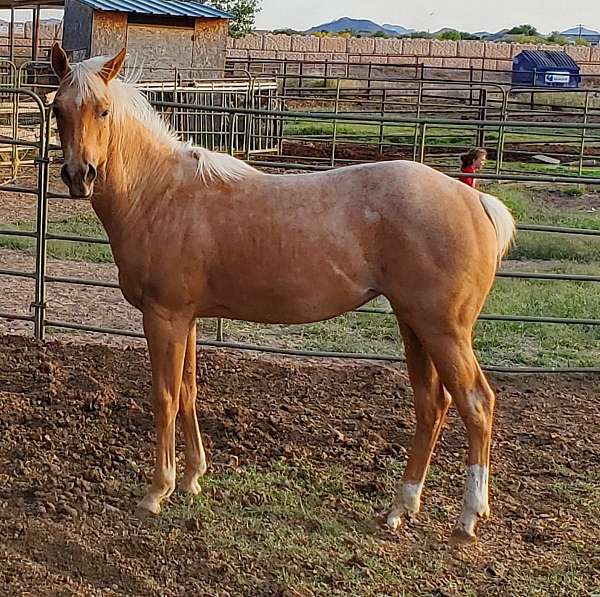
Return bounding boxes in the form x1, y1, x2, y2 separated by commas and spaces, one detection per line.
50, 44, 515, 545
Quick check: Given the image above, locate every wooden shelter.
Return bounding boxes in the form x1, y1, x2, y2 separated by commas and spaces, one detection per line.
0, 0, 231, 76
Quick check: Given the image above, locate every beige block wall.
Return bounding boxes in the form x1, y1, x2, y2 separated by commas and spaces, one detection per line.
235, 34, 263, 50
12, 24, 600, 75
319, 36, 347, 53
484, 42, 512, 59
387, 56, 416, 65
430, 40, 458, 57
263, 34, 292, 52
230, 34, 600, 64
374, 38, 403, 54
420, 57, 443, 67
248, 49, 278, 59
347, 37, 375, 54
458, 40, 485, 58
305, 52, 332, 62
566, 45, 592, 61
401, 38, 431, 56
442, 57, 470, 68
290, 35, 319, 52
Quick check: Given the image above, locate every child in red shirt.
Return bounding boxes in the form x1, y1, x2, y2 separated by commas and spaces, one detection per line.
460, 148, 487, 188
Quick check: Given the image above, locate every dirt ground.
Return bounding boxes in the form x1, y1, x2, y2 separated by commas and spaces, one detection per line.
274, 139, 600, 168
0, 248, 141, 341
0, 334, 599, 596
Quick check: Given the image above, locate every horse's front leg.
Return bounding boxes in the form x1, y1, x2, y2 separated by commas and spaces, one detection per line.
136, 308, 191, 517
180, 322, 208, 495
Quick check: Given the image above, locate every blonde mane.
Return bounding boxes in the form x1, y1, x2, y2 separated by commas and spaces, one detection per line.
67, 57, 257, 184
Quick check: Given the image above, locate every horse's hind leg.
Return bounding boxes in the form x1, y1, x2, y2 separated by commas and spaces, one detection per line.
420, 325, 496, 545
179, 322, 208, 496
387, 323, 452, 530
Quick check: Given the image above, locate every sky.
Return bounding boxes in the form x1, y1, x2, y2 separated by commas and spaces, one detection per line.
253, 0, 600, 34
0, 0, 599, 33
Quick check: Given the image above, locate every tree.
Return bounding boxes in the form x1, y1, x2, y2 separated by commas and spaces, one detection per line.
208, 0, 262, 38
546, 31, 568, 45
517, 34, 547, 44
272, 28, 299, 36
409, 31, 433, 39
372, 30, 390, 39
438, 30, 461, 41
508, 24, 538, 36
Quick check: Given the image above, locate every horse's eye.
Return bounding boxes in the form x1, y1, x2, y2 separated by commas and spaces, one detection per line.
100, 109, 109, 118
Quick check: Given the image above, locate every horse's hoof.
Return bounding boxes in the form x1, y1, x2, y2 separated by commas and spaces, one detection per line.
449, 527, 477, 546
134, 506, 157, 520
182, 478, 202, 497
135, 497, 161, 519
385, 507, 412, 531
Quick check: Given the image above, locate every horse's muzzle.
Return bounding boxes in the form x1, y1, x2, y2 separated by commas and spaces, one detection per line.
61, 163, 97, 199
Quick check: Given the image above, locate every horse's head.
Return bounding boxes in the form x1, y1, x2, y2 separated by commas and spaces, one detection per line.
51, 43, 126, 198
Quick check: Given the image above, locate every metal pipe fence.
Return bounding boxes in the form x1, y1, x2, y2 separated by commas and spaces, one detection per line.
228, 56, 600, 91
7, 61, 600, 178
0, 89, 599, 373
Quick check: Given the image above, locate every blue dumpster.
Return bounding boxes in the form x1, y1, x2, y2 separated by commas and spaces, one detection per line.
512, 50, 581, 88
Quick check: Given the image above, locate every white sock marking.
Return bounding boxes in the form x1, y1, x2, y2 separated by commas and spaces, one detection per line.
456, 464, 489, 536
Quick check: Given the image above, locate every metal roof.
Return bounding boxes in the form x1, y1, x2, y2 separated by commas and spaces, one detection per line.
561, 26, 600, 36
515, 50, 580, 71
76, 0, 232, 18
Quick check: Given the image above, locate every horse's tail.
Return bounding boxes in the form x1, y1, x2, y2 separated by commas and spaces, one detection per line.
479, 192, 516, 263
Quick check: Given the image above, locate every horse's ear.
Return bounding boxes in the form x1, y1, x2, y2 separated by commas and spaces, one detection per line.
51, 43, 71, 81
100, 48, 127, 83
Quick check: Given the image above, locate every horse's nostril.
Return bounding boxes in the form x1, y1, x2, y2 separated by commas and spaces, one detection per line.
86, 163, 97, 184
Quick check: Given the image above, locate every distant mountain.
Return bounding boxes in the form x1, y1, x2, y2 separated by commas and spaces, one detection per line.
306, 17, 409, 36
476, 29, 509, 41
306, 17, 385, 35
382, 23, 413, 36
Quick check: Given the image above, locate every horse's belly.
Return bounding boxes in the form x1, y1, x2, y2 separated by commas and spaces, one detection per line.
201, 265, 376, 324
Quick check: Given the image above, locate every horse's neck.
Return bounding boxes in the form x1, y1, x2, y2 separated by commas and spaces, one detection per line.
92, 117, 182, 237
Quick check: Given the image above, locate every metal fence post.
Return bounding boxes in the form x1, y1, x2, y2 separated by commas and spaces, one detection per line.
244, 76, 255, 159
578, 91, 591, 176
477, 88, 488, 147
469, 66, 474, 106
377, 88, 387, 156
33, 99, 50, 340
412, 81, 424, 161
330, 78, 341, 167
418, 123, 427, 163
496, 89, 509, 175
10, 76, 18, 180
282, 56, 288, 96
